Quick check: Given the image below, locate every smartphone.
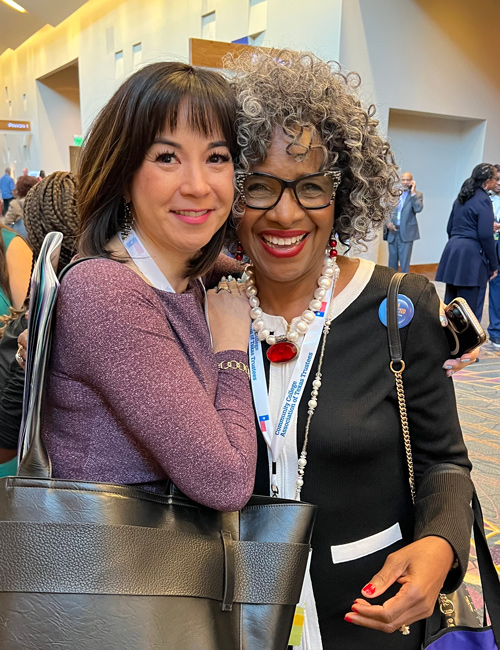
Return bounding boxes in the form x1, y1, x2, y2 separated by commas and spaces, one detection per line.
444, 298, 486, 357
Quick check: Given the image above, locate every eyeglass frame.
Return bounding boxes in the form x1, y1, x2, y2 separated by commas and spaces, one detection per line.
234, 169, 342, 211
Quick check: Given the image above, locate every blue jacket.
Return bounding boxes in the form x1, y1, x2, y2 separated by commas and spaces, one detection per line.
0, 174, 15, 200
436, 188, 498, 286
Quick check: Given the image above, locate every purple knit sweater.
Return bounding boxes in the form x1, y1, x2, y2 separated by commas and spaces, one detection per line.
41, 257, 256, 511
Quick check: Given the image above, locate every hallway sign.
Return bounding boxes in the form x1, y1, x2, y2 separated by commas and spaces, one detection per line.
0, 120, 30, 131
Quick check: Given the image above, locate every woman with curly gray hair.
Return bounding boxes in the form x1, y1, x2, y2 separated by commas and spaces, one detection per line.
223, 49, 474, 649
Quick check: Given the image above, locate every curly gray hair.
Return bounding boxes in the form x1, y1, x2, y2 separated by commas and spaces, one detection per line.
224, 48, 399, 249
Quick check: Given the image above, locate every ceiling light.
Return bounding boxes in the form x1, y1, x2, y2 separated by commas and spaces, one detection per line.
1, 0, 27, 13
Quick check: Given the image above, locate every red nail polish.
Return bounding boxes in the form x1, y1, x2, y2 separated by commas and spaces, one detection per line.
363, 583, 376, 595
344, 614, 354, 623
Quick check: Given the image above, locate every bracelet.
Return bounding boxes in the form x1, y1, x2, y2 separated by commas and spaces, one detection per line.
217, 360, 250, 379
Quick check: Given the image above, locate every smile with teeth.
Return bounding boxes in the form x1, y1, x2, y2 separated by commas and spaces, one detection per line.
173, 209, 210, 217
261, 233, 307, 247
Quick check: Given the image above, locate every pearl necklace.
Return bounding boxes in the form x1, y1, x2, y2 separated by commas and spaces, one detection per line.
294, 301, 336, 500
246, 241, 339, 363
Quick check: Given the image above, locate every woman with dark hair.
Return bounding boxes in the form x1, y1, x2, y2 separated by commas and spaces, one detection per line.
436, 163, 498, 319
3, 174, 38, 239
40, 62, 256, 512
0, 172, 80, 478
222, 49, 474, 649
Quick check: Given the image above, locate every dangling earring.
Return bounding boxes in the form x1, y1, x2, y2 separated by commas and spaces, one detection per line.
235, 241, 245, 262
328, 229, 338, 259
122, 199, 134, 238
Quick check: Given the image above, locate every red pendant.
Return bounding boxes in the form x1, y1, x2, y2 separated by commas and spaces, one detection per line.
267, 341, 299, 363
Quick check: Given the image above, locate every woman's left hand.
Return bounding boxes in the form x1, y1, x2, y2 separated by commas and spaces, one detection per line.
439, 300, 479, 376
345, 536, 454, 633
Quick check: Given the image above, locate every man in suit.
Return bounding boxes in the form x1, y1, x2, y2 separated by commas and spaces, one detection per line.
487, 165, 500, 347
385, 172, 424, 273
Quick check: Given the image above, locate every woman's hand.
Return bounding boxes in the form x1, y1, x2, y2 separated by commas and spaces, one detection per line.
207, 277, 251, 353
439, 300, 479, 376
345, 536, 454, 633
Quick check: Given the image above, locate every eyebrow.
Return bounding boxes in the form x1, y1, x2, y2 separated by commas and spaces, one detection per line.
152, 137, 229, 150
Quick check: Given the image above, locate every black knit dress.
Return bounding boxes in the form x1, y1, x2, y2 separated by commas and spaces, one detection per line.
254, 264, 473, 650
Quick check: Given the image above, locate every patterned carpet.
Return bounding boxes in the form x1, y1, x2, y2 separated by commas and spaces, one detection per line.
453, 341, 500, 610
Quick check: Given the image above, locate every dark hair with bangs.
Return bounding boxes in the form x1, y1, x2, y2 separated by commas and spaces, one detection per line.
78, 62, 238, 278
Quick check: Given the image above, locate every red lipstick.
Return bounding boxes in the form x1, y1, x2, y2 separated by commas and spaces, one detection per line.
259, 230, 309, 258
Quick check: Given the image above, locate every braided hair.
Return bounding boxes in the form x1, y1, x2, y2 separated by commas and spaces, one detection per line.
23, 171, 78, 273
0, 172, 79, 333
457, 163, 496, 204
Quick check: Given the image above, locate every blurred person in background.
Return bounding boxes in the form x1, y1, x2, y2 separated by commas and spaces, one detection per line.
486, 165, 500, 347
436, 163, 498, 321
3, 174, 39, 239
384, 172, 424, 273
1, 168, 15, 216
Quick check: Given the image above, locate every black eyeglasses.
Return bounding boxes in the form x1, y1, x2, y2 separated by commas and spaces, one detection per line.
234, 170, 342, 210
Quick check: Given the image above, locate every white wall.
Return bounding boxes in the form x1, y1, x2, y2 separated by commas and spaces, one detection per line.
0, 0, 342, 174
36, 63, 81, 173
340, 0, 500, 265
387, 110, 486, 266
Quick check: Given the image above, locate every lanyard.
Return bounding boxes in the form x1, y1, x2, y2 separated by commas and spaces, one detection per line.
248, 283, 333, 473
118, 229, 212, 343
119, 229, 176, 293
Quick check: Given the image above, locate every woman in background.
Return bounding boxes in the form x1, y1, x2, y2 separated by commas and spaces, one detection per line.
436, 163, 499, 320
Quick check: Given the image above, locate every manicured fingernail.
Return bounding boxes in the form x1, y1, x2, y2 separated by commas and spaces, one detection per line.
449, 371, 455, 377
344, 614, 354, 623
351, 605, 359, 612
440, 316, 447, 326
443, 365, 452, 370
362, 583, 376, 595
228, 275, 233, 281
461, 358, 471, 363
220, 276, 226, 281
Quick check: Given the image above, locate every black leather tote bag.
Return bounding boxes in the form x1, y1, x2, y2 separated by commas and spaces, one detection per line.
0, 239, 316, 650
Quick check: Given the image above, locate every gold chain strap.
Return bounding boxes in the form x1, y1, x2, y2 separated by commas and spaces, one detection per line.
389, 360, 415, 504
390, 357, 456, 628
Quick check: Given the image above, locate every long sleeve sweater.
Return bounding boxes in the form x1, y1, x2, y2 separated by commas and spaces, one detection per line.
41, 257, 257, 512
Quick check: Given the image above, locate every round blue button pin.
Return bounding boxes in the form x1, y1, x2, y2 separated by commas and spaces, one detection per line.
378, 294, 414, 328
